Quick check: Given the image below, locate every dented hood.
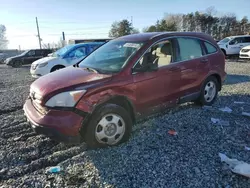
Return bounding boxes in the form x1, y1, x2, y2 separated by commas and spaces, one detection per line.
30, 66, 112, 96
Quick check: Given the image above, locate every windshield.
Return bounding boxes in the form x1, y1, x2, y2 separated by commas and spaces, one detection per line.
79, 40, 144, 73
219, 37, 232, 44
54, 45, 74, 57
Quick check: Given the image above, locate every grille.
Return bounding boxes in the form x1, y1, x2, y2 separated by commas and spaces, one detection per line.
240, 54, 249, 57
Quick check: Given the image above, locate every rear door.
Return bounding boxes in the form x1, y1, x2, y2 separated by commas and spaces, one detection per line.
173, 37, 207, 97
35, 50, 44, 60
23, 50, 36, 64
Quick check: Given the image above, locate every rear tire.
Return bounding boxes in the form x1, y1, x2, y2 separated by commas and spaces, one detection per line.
195, 76, 219, 106
84, 104, 132, 149
50, 65, 65, 72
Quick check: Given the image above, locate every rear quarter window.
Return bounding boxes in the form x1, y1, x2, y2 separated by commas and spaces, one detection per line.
204, 42, 217, 54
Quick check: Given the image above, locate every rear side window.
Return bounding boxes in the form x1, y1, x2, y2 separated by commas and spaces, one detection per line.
176, 38, 203, 61
243, 37, 250, 43
204, 42, 217, 54
28, 50, 35, 56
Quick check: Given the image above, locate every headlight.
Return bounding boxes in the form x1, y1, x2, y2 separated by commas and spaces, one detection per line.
45, 90, 87, 107
5, 58, 11, 64
38, 62, 48, 68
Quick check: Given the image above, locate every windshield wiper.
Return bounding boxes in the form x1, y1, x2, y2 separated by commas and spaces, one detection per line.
83, 67, 99, 73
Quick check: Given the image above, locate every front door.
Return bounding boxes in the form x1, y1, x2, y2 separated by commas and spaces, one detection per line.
132, 39, 180, 114
227, 37, 244, 55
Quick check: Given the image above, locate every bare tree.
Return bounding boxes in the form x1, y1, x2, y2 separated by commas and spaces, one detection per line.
164, 13, 183, 31
0, 25, 8, 49
205, 6, 217, 16
42, 38, 67, 49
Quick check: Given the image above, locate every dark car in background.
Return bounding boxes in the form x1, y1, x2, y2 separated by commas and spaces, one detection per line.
5, 49, 53, 67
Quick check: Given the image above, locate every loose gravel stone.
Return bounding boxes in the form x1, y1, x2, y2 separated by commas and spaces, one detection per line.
0, 61, 250, 187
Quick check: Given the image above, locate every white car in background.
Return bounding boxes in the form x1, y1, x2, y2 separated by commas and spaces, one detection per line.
217, 35, 250, 56
30, 42, 104, 78
239, 45, 250, 60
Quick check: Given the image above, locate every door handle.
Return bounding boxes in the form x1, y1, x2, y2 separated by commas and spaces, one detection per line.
200, 58, 208, 63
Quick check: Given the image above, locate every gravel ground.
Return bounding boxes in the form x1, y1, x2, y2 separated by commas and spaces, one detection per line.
0, 61, 250, 188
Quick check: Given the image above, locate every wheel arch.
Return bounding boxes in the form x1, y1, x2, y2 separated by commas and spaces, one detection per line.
50, 64, 65, 72
204, 73, 222, 91
79, 95, 136, 139
92, 95, 136, 124
220, 48, 226, 56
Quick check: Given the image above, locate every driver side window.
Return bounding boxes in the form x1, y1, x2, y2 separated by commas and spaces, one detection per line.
136, 39, 174, 69
229, 38, 242, 45
68, 47, 86, 58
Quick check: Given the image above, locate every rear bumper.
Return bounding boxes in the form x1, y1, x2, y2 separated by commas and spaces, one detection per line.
23, 99, 85, 143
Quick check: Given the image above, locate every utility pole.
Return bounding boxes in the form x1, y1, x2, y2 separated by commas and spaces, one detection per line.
62, 32, 65, 47
36, 17, 42, 49
131, 16, 133, 27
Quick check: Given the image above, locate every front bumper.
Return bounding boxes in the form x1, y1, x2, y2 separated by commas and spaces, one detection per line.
23, 99, 85, 143
239, 52, 250, 59
30, 66, 49, 78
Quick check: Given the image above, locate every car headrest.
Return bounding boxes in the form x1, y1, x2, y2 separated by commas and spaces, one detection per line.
160, 43, 172, 55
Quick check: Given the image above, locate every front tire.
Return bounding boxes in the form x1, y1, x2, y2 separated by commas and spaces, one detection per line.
196, 76, 219, 106
12, 61, 22, 68
84, 104, 132, 149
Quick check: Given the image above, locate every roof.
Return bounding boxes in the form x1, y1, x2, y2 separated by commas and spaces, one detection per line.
72, 42, 105, 47
69, 38, 112, 41
115, 32, 162, 42
229, 35, 250, 38
115, 32, 214, 42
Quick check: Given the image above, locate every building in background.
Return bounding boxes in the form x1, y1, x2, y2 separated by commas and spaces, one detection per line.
68, 38, 112, 44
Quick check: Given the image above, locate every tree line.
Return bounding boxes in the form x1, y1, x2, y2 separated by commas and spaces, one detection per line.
109, 7, 250, 40
0, 25, 7, 50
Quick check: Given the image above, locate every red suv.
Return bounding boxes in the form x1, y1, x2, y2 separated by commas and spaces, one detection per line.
23, 32, 226, 148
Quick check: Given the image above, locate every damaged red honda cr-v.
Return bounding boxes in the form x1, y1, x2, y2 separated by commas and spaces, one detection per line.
23, 32, 226, 148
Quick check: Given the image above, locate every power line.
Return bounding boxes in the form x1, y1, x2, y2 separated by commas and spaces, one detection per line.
8, 32, 109, 37
39, 26, 110, 31
38, 20, 113, 24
